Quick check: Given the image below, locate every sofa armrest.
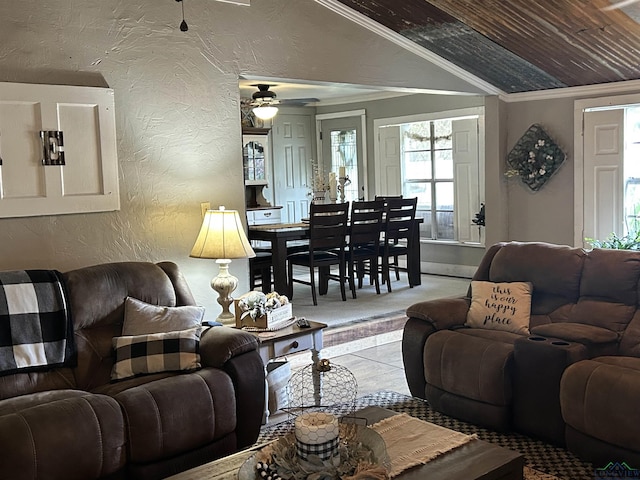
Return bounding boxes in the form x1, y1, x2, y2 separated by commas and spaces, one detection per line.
402, 297, 469, 399
199, 326, 260, 368
200, 326, 265, 448
406, 297, 470, 330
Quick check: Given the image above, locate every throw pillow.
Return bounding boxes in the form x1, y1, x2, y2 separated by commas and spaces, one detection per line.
122, 296, 205, 336
111, 327, 202, 381
465, 281, 533, 335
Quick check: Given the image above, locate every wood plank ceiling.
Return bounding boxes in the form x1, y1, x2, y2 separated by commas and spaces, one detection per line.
335, 0, 640, 93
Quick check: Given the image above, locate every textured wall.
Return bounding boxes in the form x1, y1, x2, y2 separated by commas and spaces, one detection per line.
0, 0, 482, 316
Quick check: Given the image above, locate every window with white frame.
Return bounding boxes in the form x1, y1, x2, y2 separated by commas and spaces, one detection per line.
402, 120, 455, 240
398, 115, 481, 243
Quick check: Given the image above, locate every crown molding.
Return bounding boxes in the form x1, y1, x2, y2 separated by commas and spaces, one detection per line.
314, 0, 503, 97
501, 79, 640, 102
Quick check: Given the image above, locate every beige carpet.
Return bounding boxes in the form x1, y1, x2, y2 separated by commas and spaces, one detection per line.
290, 272, 469, 329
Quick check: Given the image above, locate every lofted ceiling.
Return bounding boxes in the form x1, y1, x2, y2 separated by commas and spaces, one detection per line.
331, 0, 640, 94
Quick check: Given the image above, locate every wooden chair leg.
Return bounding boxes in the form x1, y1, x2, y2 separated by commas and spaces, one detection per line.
287, 261, 295, 300
339, 261, 347, 301
372, 258, 381, 294
384, 256, 393, 293
310, 266, 318, 306
348, 260, 357, 299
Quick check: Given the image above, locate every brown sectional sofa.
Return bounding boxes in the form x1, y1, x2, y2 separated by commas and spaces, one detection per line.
402, 241, 640, 465
0, 261, 265, 480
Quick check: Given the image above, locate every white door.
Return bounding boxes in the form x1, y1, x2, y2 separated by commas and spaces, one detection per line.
583, 108, 624, 244
453, 118, 480, 243
376, 125, 402, 197
271, 113, 312, 223
320, 116, 364, 201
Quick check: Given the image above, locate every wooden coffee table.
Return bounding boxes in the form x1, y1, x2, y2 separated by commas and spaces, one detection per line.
167, 406, 524, 480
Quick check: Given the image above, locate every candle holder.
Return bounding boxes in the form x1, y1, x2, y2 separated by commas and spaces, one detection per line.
338, 175, 351, 203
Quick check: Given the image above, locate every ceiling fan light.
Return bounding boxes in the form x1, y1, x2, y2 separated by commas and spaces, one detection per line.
253, 105, 278, 120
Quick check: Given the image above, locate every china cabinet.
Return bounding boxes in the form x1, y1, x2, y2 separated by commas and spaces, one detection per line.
243, 127, 273, 208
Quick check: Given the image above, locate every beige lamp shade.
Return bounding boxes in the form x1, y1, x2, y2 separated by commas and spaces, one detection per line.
190, 208, 256, 260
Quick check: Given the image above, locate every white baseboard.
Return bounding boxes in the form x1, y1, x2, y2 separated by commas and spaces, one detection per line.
420, 262, 475, 278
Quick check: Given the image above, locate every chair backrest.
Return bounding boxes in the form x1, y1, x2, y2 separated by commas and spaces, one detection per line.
308, 202, 349, 251
383, 197, 418, 244
349, 200, 385, 248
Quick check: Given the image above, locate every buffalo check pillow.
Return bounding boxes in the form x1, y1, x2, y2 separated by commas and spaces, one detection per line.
111, 327, 202, 381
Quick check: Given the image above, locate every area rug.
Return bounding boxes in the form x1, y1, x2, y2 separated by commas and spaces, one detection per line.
256, 390, 595, 480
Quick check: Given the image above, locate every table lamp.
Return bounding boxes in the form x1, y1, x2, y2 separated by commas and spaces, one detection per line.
190, 207, 256, 323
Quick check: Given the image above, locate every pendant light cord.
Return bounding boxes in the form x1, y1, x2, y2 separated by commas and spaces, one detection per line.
175, 0, 188, 32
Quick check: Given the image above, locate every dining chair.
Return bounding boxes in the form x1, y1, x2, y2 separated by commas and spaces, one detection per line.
344, 200, 385, 298
249, 249, 273, 292
287, 202, 350, 306
379, 197, 418, 292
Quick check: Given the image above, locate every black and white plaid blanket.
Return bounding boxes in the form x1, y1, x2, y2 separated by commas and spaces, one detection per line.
0, 270, 76, 376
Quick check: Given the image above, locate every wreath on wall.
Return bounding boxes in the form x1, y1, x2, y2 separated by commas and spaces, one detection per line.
506, 124, 566, 192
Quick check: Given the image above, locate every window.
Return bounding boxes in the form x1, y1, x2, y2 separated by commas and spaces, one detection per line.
330, 129, 359, 202
397, 115, 480, 243
402, 120, 454, 240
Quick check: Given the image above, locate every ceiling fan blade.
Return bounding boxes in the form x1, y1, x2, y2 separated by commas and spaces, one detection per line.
278, 98, 320, 106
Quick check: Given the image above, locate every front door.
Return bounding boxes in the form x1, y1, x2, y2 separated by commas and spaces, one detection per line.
320, 116, 365, 201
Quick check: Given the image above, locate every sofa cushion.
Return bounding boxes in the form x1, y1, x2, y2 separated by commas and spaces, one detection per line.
111, 327, 202, 381
561, 356, 640, 453
465, 281, 532, 335
0, 390, 125, 479
113, 368, 237, 463
424, 329, 516, 406
486, 242, 585, 313
63, 261, 197, 391
123, 296, 204, 336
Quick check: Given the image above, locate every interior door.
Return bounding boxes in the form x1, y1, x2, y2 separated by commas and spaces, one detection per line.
583, 108, 624, 244
376, 125, 402, 197
452, 118, 480, 243
320, 116, 364, 201
270, 113, 313, 223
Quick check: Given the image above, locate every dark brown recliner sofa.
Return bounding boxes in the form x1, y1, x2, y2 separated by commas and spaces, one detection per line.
402, 241, 640, 464
0, 261, 265, 480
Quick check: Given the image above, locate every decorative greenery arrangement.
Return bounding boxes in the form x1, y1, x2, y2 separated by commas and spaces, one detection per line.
310, 159, 329, 192
506, 124, 566, 192
237, 291, 289, 321
585, 232, 640, 250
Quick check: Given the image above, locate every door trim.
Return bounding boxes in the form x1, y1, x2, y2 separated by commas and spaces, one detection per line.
315, 109, 368, 198
573, 92, 640, 247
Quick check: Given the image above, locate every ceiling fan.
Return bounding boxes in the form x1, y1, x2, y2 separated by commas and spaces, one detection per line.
249, 84, 319, 121
250, 84, 319, 107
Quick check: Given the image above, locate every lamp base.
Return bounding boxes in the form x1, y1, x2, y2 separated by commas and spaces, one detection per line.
211, 259, 238, 324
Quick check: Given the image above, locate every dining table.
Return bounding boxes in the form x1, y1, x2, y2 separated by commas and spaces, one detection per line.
248, 219, 423, 297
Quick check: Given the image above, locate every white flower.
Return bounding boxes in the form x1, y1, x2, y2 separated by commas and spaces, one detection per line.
529, 151, 535, 158
539, 168, 546, 175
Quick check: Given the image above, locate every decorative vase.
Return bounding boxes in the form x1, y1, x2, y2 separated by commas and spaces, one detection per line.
312, 190, 326, 204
